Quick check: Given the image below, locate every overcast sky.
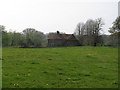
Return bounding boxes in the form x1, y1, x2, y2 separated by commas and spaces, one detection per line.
0, 0, 119, 34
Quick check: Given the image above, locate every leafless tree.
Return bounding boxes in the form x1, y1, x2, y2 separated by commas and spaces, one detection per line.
74, 18, 104, 46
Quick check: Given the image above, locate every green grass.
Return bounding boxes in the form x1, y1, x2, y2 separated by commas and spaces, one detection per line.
2, 46, 118, 88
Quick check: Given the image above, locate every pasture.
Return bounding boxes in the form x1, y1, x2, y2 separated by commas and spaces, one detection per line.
2, 46, 118, 88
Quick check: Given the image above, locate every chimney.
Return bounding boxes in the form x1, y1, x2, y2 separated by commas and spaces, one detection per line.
57, 31, 60, 34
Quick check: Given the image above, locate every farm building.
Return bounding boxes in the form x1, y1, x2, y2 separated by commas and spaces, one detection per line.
47, 31, 80, 47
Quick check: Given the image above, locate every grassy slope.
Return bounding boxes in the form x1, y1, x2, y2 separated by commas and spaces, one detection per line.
2, 46, 118, 88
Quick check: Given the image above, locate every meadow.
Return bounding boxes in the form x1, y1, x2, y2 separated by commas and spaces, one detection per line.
2, 46, 118, 88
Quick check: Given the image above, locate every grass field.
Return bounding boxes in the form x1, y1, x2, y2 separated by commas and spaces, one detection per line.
2, 46, 118, 88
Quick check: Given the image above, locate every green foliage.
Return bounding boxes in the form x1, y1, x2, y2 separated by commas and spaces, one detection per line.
0, 25, 5, 32
109, 16, 120, 34
2, 47, 118, 88
2, 28, 47, 47
108, 16, 120, 47
22, 28, 47, 47
2, 31, 11, 46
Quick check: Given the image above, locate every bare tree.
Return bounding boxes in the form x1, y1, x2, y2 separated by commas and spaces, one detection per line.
93, 18, 104, 46
74, 18, 104, 46
75, 22, 85, 36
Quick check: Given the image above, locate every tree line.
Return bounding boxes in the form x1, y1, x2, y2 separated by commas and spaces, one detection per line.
1, 27, 47, 47
74, 17, 120, 47
0, 17, 120, 47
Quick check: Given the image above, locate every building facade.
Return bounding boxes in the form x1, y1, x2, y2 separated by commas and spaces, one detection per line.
47, 32, 80, 47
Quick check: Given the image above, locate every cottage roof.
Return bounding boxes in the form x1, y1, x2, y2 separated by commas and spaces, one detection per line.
48, 34, 76, 40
